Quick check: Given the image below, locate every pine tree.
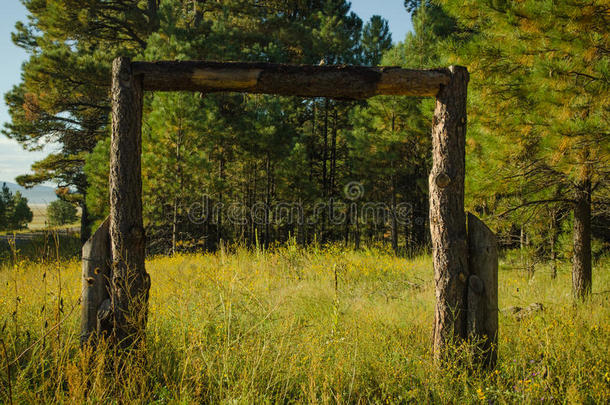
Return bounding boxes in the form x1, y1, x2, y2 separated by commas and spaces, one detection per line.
0, 184, 33, 231
361, 15, 392, 66
47, 200, 78, 226
4, 0, 161, 241
442, 0, 610, 297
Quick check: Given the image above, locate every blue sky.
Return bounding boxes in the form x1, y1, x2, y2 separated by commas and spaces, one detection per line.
0, 0, 413, 184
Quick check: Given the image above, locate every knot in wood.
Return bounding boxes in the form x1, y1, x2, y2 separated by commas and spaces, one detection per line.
468, 275, 484, 295
435, 173, 452, 188
119, 72, 132, 87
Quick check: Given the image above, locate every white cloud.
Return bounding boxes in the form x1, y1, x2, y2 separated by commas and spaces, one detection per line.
0, 136, 54, 183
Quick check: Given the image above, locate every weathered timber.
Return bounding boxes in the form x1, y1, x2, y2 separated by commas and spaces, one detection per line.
80, 217, 111, 345
109, 57, 150, 348
429, 65, 469, 361
467, 213, 498, 368
131, 61, 451, 99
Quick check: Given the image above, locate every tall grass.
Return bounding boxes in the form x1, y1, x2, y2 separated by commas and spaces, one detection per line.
0, 244, 608, 403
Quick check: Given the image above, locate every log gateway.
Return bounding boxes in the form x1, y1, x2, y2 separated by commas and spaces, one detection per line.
80, 57, 498, 367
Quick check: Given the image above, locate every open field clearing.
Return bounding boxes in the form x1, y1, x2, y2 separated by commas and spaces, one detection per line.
24, 204, 80, 231
27, 204, 49, 230
0, 246, 608, 403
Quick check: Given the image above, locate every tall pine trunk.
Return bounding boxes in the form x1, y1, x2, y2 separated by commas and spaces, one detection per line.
390, 114, 398, 255
265, 154, 271, 248
549, 208, 559, 279
218, 154, 225, 245
572, 179, 592, 299
172, 127, 183, 256
323, 99, 329, 196
147, 0, 159, 31
390, 172, 398, 255
108, 57, 149, 347
331, 107, 337, 198
172, 197, 178, 255
321, 99, 329, 241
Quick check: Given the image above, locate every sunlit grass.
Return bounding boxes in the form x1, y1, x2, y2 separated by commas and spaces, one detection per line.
0, 245, 608, 403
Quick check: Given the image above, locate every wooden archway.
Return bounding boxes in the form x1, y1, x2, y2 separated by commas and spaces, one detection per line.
81, 57, 498, 366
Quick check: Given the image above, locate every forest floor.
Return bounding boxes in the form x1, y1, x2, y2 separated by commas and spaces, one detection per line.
0, 245, 608, 403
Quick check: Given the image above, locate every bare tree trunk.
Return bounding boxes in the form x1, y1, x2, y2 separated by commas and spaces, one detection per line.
172, 197, 178, 255
218, 153, 225, 245
391, 173, 399, 255
572, 179, 592, 299
252, 163, 257, 246
405, 200, 414, 254
344, 211, 350, 247
265, 154, 271, 247
390, 114, 398, 255
172, 127, 183, 256
309, 100, 316, 182
549, 208, 559, 279
323, 99, 329, 195
108, 57, 150, 348
193, 0, 205, 27
519, 224, 526, 270
355, 203, 361, 250
331, 107, 338, 198
297, 198, 305, 246
321, 99, 329, 241
429, 66, 469, 361
147, 0, 159, 32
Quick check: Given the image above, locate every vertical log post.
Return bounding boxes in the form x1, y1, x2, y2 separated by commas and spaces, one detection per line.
429, 65, 469, 361
467, 213, 498, 368
109, 57, 150, 348
80, 217, 111, 345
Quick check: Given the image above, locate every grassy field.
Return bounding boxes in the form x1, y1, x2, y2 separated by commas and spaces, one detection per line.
27, 204, 50, 230
0, 204, 80, 234
0, 245, 608, 403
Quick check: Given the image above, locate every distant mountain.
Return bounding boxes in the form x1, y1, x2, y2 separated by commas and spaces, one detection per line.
1, 181, 58, 205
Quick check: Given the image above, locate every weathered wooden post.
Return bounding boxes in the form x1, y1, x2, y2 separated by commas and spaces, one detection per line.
467, 213, 498, 367
429, 65, 469, 361
108, 57, 150, 348
80, 217, 111, 345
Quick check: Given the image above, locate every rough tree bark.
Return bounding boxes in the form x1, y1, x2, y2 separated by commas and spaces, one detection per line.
109, 57, 150, 348
429, 66, 469, 361
572, 178, 592, 299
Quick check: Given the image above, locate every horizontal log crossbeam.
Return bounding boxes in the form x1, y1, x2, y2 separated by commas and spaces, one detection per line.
132, 61, 451, 99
